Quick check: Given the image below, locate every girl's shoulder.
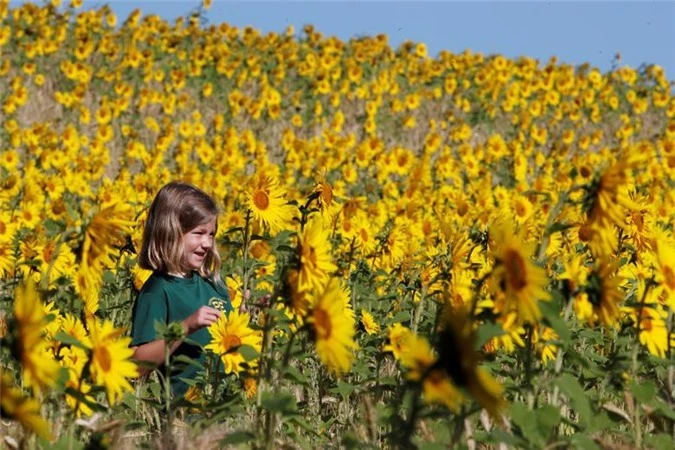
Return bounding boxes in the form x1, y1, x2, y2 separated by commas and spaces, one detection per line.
198, 274, 229, 298
138, 271, 175, 295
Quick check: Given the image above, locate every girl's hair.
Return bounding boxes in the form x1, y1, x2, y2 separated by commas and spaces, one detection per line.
139, 181, 222, 283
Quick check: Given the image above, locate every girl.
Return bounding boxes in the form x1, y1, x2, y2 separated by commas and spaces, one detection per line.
130, 181, 232, 398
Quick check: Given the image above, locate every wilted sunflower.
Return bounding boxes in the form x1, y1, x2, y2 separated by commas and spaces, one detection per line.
489, 222, 551, 324
400, 333, 464, 412
434, 306, 506, 419
306, 278, 356, 376
246, 171, 295, 234
313, 177, 337, 217
86, 317, 138, 405
205, 310, 262, 375
0, 370, 51, 440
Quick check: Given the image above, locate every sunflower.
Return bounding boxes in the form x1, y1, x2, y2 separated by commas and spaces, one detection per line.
297, 217, 337, 292
0, 370, 51, 440
225, 276, 244, 311
483, 312, 525, 354
583, 255, 625, 328
243, 375, 258, 399
306, 278, 356, 376
351, 212, 378, 257
583, 152, 643, 229
60, 347, 95, 417
246, 171, 295, 234
85, 317, 138, 405
489, 222, 551, 324
13, 280, 60, 394
360, 309, 380, 335
655, 240, 675, 310
76, 201, 134, 311
623, 280, 669, 358
382, 323, 414, 361
532, 327, 559, 365
284, 269, 312, 320
205, 310, 262, 375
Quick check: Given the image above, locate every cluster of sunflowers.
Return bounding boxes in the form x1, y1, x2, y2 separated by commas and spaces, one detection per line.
1, 0, 674, 447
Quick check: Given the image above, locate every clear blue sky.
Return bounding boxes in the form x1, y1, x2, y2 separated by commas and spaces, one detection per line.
15, 1, 675, 78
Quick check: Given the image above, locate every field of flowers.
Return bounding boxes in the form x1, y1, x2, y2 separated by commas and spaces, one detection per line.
1, 1, 674, 449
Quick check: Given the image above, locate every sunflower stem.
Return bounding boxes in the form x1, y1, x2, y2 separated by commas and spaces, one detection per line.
164, 339, 174, 450
281, 325, 299, 370
523, 324, 534, 389
411, 288, 425, 335
630, 279, 654, 450
241, 209, 252, 313
401, 383, 422, 449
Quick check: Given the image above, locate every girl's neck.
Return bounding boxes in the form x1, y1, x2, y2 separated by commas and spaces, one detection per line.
168, 270, 194, 279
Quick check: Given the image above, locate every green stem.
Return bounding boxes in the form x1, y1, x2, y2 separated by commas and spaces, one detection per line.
524, 324, 534, 389
401, 383, 422, 449
164, 340, 173, 449
241, 209, 252, 312
411, 288, 425, 335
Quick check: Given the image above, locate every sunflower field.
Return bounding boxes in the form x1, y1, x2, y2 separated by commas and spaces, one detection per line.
1, 1, 674, 449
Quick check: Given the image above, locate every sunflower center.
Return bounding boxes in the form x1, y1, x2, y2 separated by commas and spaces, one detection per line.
313, 308, 332, 339
504, 249, 527, 291
578, 225, 593, 242
641, 316, 652, 332
252, 190, 269, 210
223, 335, 242, 351
663, 266, 675, 289
359, 229, 369, 242
94, 346, 112, 372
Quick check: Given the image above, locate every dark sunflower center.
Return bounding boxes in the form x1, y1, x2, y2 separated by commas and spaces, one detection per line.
253, 190, 269, 210
436, 328, 468, 387
223, 335, 242, 351
504, 249, 527, 291
313, 308, 332, 339
663, 266, 675, 290
94, 346, 112, 372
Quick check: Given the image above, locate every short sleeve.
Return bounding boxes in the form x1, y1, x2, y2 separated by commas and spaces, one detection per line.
130, 289, 168, 346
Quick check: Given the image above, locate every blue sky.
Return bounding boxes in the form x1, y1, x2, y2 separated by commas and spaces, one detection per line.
17, 1, 675, 78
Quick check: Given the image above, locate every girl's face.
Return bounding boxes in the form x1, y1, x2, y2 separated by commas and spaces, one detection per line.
181, 217, 217, 273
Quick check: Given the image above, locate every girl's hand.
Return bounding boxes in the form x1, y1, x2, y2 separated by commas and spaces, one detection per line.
182, 306, 222, 335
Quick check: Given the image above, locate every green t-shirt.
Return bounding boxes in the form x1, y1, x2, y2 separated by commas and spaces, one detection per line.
130, 271, 232, 397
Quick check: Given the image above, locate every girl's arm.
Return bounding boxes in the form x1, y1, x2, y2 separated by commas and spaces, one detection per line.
132, 305, 222, 377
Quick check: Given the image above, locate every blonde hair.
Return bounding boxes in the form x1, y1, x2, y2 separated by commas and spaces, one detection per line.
139, 181, 222, 284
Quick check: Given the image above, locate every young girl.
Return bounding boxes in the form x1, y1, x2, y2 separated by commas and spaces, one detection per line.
131, 181, 232, 398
